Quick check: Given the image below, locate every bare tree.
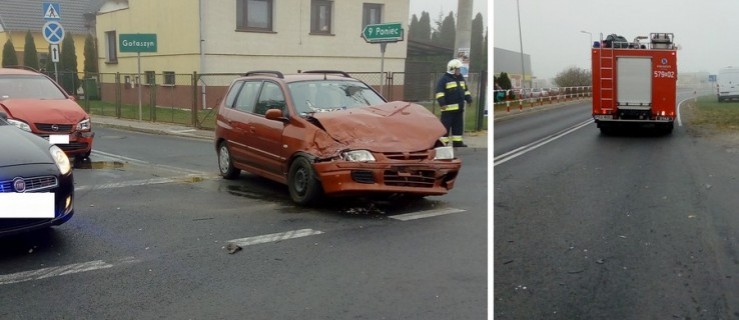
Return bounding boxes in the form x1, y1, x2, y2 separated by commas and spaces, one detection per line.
553, 66, 592, 87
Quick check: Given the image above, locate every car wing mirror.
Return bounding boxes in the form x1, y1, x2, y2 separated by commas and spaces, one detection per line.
265, 108, 288, 122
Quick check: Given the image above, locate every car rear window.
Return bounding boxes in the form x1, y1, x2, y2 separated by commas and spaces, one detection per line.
288, 80, 385, 114
0, 75, 67, 100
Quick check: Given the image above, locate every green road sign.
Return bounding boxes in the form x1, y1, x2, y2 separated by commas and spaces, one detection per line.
119, 34, 157, 53
362, 23, 403, 43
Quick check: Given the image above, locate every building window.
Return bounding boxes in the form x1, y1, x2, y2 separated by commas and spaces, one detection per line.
145, 71, 155, 85
362, 3, 382, 28
106, 31, 117, 63
164, 71, 175, 86
236, 0, 273, 32
311, 0, 332, 34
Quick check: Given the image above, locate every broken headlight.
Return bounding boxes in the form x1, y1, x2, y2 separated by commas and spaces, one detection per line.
341, 150, 375, 162
77, 118, 91, 131
433, 146, 455, 160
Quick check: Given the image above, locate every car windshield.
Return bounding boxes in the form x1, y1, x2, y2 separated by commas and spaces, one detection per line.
0, 75, 67, 100
288, 80, 385, 115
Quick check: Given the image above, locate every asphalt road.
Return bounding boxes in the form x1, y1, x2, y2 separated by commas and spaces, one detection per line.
0, 127, 488, 319
493, 94, 739, 319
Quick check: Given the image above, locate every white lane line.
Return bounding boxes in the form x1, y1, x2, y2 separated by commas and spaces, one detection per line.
228, 229, 324, 247
0, 257, 138, 286
91, 150, 148, 164
494, 119, 592, 167
90, 150, 207, 175
76, 175, 211, 191
677, 96, 696, 127
390, 208, 467, 221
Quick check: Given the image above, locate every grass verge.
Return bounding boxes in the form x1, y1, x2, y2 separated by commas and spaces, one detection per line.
81, 100, 217, 130
688, 95, 739, 131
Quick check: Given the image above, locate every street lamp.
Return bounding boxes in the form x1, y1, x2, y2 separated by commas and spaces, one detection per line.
516, 0, 527, 89
580, 30, 593, 72
580, 30, 592, 48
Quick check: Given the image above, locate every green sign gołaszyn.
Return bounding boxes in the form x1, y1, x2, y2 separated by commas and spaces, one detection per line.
119, 34, 157, 53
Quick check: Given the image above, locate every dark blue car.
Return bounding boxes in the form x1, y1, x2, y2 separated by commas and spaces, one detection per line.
0, 112, 74, 237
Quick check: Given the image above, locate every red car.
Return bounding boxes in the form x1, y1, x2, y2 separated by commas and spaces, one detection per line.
215, 70, 462, 205
0, 68, 94, 158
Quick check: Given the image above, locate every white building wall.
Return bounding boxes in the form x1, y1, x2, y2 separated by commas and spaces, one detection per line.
202, 0, 408, 75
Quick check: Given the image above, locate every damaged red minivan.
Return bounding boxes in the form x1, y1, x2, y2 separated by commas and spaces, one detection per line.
0, 68, 94, 159
215, 70, 461, 205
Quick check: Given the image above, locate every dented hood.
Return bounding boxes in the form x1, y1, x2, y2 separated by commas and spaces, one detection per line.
311, 101, 446, 153
0, 98, 87, 124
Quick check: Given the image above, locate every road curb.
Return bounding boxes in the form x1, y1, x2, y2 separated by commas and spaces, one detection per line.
95, 122, 214, 141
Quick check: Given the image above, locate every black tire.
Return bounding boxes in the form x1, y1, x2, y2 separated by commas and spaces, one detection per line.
218, 141, 240, 179
288, 156, 323, 205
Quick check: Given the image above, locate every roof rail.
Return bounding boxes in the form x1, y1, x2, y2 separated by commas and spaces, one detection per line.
3, 65, 39, 72
301, 70, 351, 78
244, 70, 284, 78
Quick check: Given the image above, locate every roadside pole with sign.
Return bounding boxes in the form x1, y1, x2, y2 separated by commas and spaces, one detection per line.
361, 23, 404, 97
119, 34, 157, 120
41, 3, 62, 83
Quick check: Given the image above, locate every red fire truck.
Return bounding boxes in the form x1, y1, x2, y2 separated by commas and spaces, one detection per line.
591, 33, 677, 134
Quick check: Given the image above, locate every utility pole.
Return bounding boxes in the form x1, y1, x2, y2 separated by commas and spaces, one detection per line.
454, 0, 473, 78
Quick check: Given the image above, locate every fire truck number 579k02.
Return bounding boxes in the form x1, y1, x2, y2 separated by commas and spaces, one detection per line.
591, 32, 678, 135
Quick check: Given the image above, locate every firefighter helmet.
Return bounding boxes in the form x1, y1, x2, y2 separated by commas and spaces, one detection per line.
447, 59, 463, 72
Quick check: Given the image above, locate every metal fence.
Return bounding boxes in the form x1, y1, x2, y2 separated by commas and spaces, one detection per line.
56, 70, 487, 131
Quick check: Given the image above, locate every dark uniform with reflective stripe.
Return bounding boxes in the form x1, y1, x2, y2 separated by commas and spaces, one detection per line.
435, 72, 472, 146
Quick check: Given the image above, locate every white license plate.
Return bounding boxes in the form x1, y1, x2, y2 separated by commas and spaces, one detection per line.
0, 193, 55, 218
49, 134, 70, 144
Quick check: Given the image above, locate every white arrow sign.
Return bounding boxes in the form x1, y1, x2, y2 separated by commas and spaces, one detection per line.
50, 44, 59, 63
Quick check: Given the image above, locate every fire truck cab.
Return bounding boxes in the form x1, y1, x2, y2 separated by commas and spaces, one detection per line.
592, 33, 677, 134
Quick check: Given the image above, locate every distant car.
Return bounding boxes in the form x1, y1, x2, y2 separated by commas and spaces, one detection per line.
522, 88, 543, 98
0, 112, 74, 237
531, 88, 548, 97
215, 70, 462, 205
0, 68, 94, 159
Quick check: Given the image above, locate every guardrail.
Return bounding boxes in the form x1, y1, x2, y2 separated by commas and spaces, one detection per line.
493, 86, 593, 112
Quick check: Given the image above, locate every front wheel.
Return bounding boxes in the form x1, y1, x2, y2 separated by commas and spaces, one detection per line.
288, 156, 323, 205
218, 141, 240, 179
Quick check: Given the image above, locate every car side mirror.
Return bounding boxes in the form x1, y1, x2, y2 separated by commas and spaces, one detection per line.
69, 95, 76, 101
265, 108, 287, 122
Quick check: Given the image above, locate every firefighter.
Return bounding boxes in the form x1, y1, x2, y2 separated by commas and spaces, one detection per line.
435, 59, 473, 147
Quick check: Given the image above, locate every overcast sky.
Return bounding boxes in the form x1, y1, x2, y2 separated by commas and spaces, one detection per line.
494, 0, 730, 79
408, 0, 488, 27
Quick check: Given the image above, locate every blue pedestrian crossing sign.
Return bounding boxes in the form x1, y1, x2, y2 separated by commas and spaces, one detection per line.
43, 3, 61, 20
42, 21, 64, 45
